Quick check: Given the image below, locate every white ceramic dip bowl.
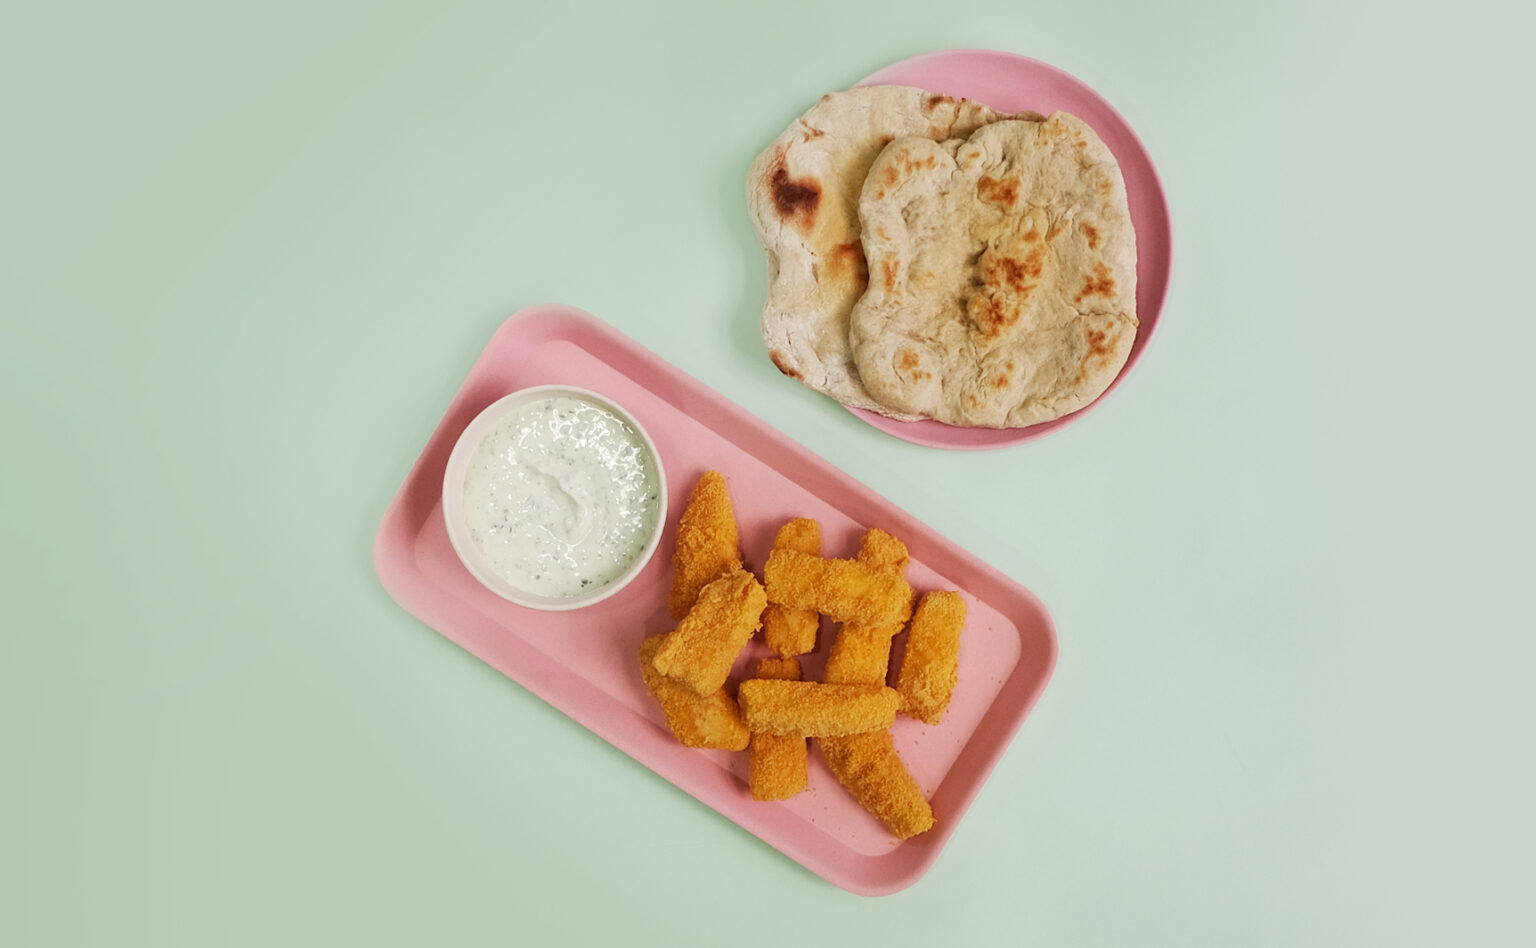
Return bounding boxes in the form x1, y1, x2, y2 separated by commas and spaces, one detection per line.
442, 385, 667, 610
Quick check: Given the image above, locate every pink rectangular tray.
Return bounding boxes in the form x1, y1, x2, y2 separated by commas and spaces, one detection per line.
373, 304, 1058, 895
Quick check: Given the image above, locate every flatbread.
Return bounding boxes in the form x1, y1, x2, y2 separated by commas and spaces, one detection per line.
848, 113, 1137, 428
747, 86, 1039, 417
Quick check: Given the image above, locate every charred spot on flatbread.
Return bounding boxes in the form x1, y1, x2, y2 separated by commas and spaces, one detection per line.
769, 349, 802, 379
1074, 261, 1117, 303
825, 241, 867, 284
769, 159, 821, 232
976, 175, 1020, 209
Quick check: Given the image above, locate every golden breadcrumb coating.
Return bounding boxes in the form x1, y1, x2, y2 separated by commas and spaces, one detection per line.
638, 635, 749, 751
652, 567, 766, 695
761, 518, 822, 656
747, 656, 807, 800
816, 528, 932, 838
824, 624, 895, 686
668, 471, 742, 620
896, 591, 967, 724
752, 656, 802, 680
737, 680, 899, 737
855, 527, 910, 575
824, 528, 913, 685
819, 730, 934, 839
764, 549, 912, 628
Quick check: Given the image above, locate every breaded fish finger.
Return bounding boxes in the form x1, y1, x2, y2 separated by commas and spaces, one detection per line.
896, 590, 967, 724
825, 528, 913, 685
763, 549, 912, 628
820, 730, 935, 839
824, 624, 897, 686
761, 518, 822, 656
653, 567, 766, 695
638, 635, 749, 751
669, 471, 742, 620
747, 657, 808, 800
737, 680, 899, 737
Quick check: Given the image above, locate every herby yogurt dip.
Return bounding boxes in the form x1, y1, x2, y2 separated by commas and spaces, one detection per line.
460, 394, 661, 598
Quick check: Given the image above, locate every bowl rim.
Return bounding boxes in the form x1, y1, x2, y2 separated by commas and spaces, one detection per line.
440, 384, 668, 611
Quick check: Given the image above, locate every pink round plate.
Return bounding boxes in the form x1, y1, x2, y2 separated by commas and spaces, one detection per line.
848, 49, 1173, 449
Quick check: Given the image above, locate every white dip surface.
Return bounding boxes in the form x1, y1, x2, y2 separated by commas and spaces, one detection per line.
461, 395, 661, 598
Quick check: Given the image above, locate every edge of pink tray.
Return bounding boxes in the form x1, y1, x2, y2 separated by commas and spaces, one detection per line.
373, 306, 1058, 895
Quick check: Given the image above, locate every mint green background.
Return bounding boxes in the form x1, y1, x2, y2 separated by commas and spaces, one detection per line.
4, 2, 1532, 945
